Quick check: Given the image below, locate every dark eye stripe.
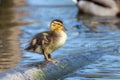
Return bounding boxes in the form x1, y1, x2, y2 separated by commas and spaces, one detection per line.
57, 23, 63, 26
52, 22, 63, 26
59, 23, 62, 25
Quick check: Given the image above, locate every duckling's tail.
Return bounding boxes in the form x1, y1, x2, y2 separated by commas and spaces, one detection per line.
116, 12, 120, 18
25, 46, 33, 51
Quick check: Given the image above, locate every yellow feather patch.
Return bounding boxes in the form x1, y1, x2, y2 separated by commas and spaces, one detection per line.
32, 39, 37, 45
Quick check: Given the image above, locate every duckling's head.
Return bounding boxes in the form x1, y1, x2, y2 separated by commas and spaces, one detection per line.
50, 19, 66, 31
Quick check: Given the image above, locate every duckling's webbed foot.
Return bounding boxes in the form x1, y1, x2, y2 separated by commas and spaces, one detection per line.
46, 58, 58, 63
48, 54, 58, 63
44, 53, 57, 63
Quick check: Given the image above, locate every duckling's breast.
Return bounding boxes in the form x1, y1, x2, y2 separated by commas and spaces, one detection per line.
45, 31, 67, 54
53, 31, 67, 49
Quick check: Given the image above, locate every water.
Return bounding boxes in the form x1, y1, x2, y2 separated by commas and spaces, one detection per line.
0, 1, 22, 72
0, 0, 120, 80
62, 54, 120, 80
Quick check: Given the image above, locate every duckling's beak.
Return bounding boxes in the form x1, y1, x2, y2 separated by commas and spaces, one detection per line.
64, 27, 67, 31
57, 26, 67, 31
61, 26, 67, 31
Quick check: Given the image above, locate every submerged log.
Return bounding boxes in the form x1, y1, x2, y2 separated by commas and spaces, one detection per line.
0, 46, 119, 80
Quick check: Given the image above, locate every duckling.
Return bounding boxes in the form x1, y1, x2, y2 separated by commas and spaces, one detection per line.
73, 0, 120, 17
25, 19, 67, 63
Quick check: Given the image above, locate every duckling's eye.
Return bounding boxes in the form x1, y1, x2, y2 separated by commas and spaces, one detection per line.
56, 23, 62, 26
52, 22, 63, 26
59, 24, 63, 26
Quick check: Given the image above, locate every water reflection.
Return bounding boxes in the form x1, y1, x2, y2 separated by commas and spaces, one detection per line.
77, 12, 120, 32
0, 0, 28, 72
76, 0, 120, 32
0, 0, 27, 7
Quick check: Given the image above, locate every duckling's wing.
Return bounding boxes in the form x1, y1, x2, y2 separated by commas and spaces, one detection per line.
25, 31, 52, 53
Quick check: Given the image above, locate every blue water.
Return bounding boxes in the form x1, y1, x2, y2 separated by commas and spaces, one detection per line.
18, 0, 120, 80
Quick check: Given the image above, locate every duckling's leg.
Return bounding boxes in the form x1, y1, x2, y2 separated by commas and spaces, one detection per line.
42, 50, 57, 63
41, 41, 57, 63
48, 54, 51, 58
